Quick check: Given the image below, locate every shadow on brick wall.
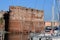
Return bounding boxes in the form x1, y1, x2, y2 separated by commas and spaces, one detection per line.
3, 11, 10, 40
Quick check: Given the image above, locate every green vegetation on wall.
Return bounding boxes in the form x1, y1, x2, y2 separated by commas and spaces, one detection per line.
0, 18, 3, 24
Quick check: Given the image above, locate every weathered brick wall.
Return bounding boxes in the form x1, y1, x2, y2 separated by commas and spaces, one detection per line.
9, 20, 22, 32
8, 6, 44, 40
9, 6, 44, 33
8, 33, 29, 40
32, 21, 44, 33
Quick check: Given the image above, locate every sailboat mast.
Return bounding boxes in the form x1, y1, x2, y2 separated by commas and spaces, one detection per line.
51, 0, 55, 33
52, 0, 55, 22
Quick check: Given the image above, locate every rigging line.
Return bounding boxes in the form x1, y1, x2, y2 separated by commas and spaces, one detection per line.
56, 0, 60, 32
55, 0, 59, 21
56, 0, 60, 13
52, 0, 55, 22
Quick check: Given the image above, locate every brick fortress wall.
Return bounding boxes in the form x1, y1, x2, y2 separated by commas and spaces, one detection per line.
9, 6, 44, 33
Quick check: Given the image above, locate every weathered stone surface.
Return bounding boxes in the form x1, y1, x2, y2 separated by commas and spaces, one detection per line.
9, 6, 44, 33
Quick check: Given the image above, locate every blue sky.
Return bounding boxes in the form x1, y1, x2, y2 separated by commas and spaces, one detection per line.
0, 0, 58, 21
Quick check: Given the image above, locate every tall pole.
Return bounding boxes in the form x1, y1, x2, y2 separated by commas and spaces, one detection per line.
52, 6, 54, 22
52, 4, 54, 34
51, 0, 55, 34
52, 0, 55, 22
